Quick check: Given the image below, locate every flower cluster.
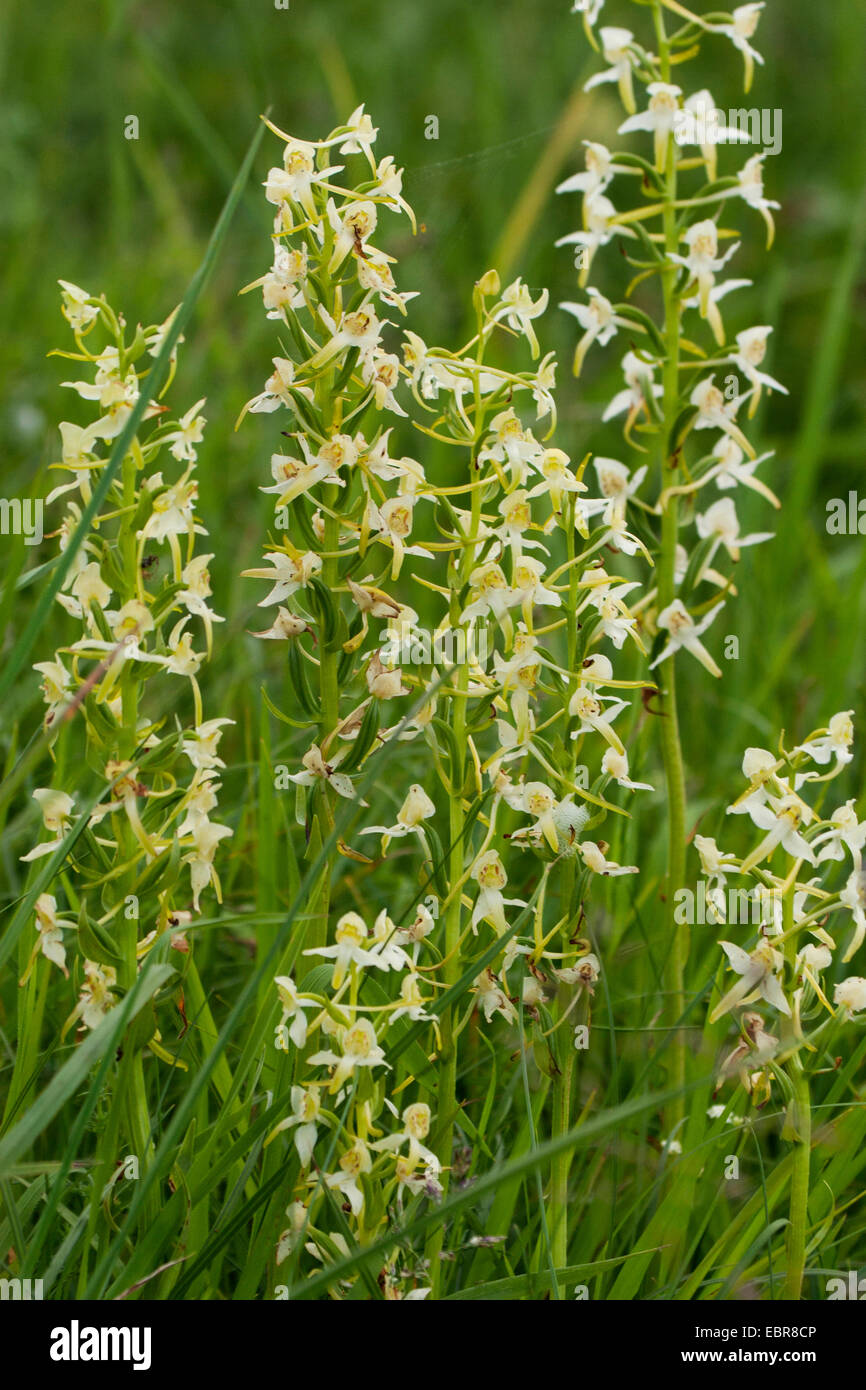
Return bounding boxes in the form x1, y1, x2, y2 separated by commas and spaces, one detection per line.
558, 0, 783, 682
695, 711, 865, 1104
25, 285, 231, 1037
243, 109, 653, 1293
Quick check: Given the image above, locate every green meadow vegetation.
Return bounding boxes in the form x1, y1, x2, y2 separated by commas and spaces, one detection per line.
1, 0, 865, 1302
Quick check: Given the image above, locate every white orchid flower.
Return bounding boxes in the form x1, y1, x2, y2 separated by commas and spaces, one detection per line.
26, 893, 75, 978
503, 780, 563, 851
58, 279, 99, 331
670, 220, 740, 344
288, 743, 355, 802
586, 576, 642, 650
593, 456, 647, 520
619, 82, 683, 171
840, 872, 866, 963
674, 89, 752, 180
274, 975, 311, 1050
835, 977, 866, 1017
713, 4, 765, 94
572, 0, 604, 23
183, 818, 233, 911
357, 911, 409, 974
70, 961, 118, 1031
740, 794, 816, 873
602, 747, 654, 792
243, 547, 323, 607
357, 251, 419, 314
705, 436, 780, 508
309, 1019, 390, 1093
651, 599, 724, 678
694, 835, 740, 891
602, 351, 664, 428
710, 939, 790, 1022
311, 303, 385, 371
560, 289, 632, 377
556, 142, 623, 200
475, 968, 517, 1025
731, 327, 788, 410
556, 191, 624, 286
556, 952, 601, 991
695, 497, 774, 563
166, 398, 207, 463
331, 104, 379, 158
735, 153, 780, 247
181, 718, 234, 772
793, 711, 855, 777
264, 138, 343, 218
584, 27, 639, 114
389, 973, 436, 1025
470, 851, 526, 936
323, 1139, 372, 1216
367, 494, 432, 580
813, 803, 866, 868
368, 154, 416, 227
47, 421, 102, 505
569, 675, 628, 753
360, 784, 436, 851
20, 788, 76, 863
373, 1103, 440, 1188
479, 408, 544, 483
303, 911, 382, 988
266, 1086, 321, 1167
690, 377, 754, 456
579, 841, 638, 876
726, 747, 787, 822
261, 440, 347, 508
488, 279, 549, 360
717, 1010, 779, 1085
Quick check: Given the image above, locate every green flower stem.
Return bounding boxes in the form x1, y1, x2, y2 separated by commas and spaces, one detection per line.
307, 500, 341, 959
426, 662, 468, 1298
782, 888, 811, 1299
307, 247, 340, 961
547, 510, 582, 1282
655, 0, 689, 1130
114, 447, 158, 1229
549, 977, 578, 1284
75, 1056, 128, 1295
427, 385, 486, 1296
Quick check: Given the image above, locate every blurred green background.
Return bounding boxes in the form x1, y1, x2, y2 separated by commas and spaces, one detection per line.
2, 0, 865, 783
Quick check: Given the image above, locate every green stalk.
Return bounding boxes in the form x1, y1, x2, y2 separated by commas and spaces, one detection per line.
307, 501, 340, 958
113, 449, 158, 1229
547, 503, 581, 1282
654, 0, 688, 1130
782, 889, 811, 1299
306, 242, 340, 961
425, 662, 467, 1297
426, 361, 488, 1295
550, 1019, 576, 1279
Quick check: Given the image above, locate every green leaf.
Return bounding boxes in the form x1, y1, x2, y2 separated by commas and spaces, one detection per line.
76, 901, 122, 967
